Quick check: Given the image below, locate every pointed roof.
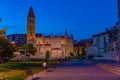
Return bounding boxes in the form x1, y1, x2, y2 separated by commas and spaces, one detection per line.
28, 6, 35, 18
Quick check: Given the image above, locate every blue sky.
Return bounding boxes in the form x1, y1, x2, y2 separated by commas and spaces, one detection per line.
0, 0, 118, 40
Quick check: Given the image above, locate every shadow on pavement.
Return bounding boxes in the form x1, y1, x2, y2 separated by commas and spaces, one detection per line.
32, 77, 41, 80
47, 69, 54, 72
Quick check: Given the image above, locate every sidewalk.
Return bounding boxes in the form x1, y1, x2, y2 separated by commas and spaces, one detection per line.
85, 59, 120, 76
89, 59, 120, 67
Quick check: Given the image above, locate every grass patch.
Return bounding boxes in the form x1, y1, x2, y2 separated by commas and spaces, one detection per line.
0, 62, 42, 70
0, 60, 60, 80
6, 72, 26, 80
0, 69, 10, 72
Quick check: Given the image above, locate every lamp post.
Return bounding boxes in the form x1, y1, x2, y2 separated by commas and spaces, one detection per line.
11, 41, 15, 44
24, 49, 28, 62
22, 49, 29, 64
11, 41, 15, 46
26, 52, 29, 61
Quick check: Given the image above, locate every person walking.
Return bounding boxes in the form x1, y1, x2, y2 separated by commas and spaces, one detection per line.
43, 62, 47, 68
42, 62, 48, 71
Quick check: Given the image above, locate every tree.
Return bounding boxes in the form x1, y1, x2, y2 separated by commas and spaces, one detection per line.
70, 52, 74, 58
0, 37, 16, 63
81, 48, 86, 57
77, 48, 80, 57
21, 43, 37, 59
45, 51, 50, 62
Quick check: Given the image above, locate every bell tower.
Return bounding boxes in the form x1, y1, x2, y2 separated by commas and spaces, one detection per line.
27, 6, 36, 43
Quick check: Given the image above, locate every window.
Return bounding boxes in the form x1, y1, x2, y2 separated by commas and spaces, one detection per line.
96, 38, 99, 46
39, 48, 40, 52
104, 37, 106, 47
46, 42, 48, 44
38, 41, 40, 44
30, 32, 32, 36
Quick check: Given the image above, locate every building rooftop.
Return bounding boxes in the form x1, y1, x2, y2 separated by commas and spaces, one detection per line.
74, 39, 92, 47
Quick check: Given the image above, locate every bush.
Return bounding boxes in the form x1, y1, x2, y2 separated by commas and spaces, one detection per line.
87, 54, 94, 59
81, 52, 86, 56
96, 55, 103, 57
4, 57, 10, 62
70, 52, 74, 57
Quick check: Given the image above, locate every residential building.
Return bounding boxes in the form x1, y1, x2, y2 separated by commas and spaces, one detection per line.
92, 31, 109, 56
87, 0, 120, 60
74, 39, 92, 54
7, 34, 27, 47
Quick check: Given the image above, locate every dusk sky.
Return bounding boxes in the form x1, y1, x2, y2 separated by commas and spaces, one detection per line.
0, 0, 118, 40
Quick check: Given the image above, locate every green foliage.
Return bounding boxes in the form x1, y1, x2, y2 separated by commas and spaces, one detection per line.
7, 73, 26, 80
81, 48, 86, 56
0, 69, 10, 72
0, 37, 16, 63
45, 51, 50, 61
21, 44, 37, 56
0, 62, 42, 70
87, 54, 94, 59
70, 52, 74, 57
77, 48, 80, 56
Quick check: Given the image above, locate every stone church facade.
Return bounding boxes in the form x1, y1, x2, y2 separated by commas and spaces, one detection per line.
27, 7, 74, 59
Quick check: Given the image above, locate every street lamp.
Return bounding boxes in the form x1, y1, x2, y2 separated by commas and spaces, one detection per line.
11, 41, 16, 48
26, 52, 29, 61
11, 41, 15, 44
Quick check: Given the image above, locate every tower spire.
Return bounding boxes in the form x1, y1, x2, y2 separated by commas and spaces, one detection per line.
27, 6, 36, 44
28, 6, 35, 18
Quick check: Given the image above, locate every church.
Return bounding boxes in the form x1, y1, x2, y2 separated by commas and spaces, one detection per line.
27, 7, 74, 59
